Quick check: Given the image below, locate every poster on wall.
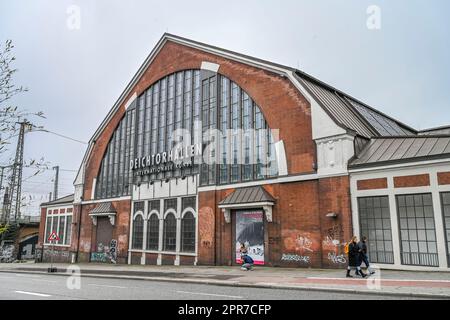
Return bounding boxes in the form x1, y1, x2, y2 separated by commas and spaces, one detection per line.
235, 210, 264, 265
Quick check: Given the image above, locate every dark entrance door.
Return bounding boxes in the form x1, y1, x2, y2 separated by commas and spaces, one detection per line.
92, 217, 113, 262
234, 210, 265, 265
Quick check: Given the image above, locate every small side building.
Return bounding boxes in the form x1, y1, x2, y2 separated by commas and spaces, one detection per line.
36, 194, 74, 263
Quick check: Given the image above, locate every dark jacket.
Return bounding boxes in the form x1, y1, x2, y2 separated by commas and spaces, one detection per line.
348, 241, 360, 267
242, 255, 254, 265
359, 241, 368, 255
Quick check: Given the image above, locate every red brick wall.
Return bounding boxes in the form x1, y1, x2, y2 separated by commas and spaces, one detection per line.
357, 178, 388, 190
83, 40, 316, 201
438, 172, 450, 185
318, 176, 352, 269
394, 174, 430, 188
130, 252, 141, 265
197, 190, 216, 265
70, 204, 82, 252
276, 181, 321, 267
197, 177, 351, 269
161, 254, 176, 265
37, 207, 47, 249
145, 253, 158, 265
76, 199, 131, 263
180, 255, 196, 266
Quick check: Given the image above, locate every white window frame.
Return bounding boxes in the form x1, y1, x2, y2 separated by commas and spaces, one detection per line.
43, 205, 73, 247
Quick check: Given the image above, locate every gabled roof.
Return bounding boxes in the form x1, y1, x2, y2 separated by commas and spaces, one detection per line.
294, 71, 417, 138
219, 186, 276, 206
350, 136, 450, 168
40, 194, 74, 207
89, 202, 117, 215
75, 33, 438, 184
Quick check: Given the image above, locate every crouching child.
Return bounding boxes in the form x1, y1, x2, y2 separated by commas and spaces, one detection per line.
241, 254, 254, 271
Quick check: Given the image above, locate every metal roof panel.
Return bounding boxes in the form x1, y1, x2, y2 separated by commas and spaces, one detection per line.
219, 186, 275, 205
377, 138, 405, 162
350, 136, 450, 168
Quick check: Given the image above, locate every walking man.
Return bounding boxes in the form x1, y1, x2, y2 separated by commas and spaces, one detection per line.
346, 236, 367, 278
359, 236, 375, 275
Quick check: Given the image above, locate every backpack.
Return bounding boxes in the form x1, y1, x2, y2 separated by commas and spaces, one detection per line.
344, 242, 350, 254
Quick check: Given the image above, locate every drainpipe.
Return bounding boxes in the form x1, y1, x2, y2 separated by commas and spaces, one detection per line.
76, 198, 83, 263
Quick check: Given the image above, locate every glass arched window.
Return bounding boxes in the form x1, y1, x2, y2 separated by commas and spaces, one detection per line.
95, 70, 278, 199
163, 213, 177, 251
146, 214, 159, 250
132, 215, 144, 250
181, 212, 195, 253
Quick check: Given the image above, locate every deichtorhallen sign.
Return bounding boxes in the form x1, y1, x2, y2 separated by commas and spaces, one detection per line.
130, 143, 202, 177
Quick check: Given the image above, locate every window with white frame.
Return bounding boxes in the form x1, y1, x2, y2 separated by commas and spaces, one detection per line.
163, 213, 177, 251
181, 212, 195, 253
358, 196, 394, 264
132, 215, 144, 250
440, 192, 450, 267
146, 213, 159, 251
397, 194, 438, 267
44, 207, 73, 246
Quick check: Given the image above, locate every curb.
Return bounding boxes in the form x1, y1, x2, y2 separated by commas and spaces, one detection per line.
1, 269, 449, 299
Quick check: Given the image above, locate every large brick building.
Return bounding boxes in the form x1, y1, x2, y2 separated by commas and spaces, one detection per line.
38, 34, 450, 270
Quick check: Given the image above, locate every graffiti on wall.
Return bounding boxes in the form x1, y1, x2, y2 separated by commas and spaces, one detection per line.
327, 252, 347, 264
282, 230, 319, 254
90, 252, 108, 263
91, 239, 118, 263
199, 206, 214, 248
281, 230, 320, 265
0, 244, 15, 263
35, 248, 42, 261
109, 239, 117, 264
322, 225, 343, 250
21, 244, 34, 259
322, 224, 347, 265
281, 254, 310, 264
43, 249, 70, 261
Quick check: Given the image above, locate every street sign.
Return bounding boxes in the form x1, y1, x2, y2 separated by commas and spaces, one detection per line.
47, 231, 60, 242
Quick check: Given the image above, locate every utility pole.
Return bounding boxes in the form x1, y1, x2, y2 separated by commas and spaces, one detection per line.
0, 166, 5, 193
53, 166, 59, 201
0, 166, 5, 223
49, 192, 52, 202
4, 120, 32, 223
1, 187, 9, 224
0, 167, 7, 223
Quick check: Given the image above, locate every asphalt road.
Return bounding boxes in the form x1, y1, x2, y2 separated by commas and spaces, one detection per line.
0, 272, 423, 300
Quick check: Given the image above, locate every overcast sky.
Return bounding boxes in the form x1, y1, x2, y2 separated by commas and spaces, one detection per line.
0, 0, 449, 215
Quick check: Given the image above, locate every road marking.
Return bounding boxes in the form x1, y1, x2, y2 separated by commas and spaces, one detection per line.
14, 290, 51, 297
14, 274, 41, 278
87, 284, 127, 289
31, 279, 57, 283
176, 290, 243, 299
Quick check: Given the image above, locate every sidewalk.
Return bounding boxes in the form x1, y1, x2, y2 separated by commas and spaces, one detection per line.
0, 262, 449, 299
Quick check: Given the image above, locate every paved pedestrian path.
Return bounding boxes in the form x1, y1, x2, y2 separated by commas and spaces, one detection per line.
0, 262, 449, 298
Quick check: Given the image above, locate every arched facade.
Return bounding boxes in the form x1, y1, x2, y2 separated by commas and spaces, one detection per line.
71, 34, 355, 269
94, 70, 278, 200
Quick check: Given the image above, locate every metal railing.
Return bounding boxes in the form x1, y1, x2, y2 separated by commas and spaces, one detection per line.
15, 216, 41, 224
